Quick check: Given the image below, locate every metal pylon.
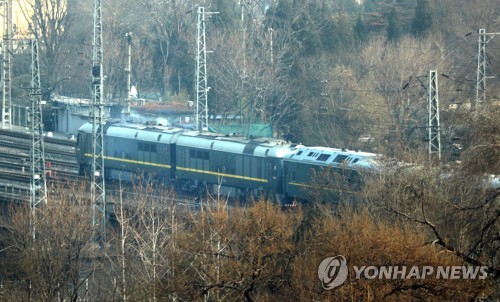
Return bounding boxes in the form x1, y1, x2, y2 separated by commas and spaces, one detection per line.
427, 70, 441, 160
475, 29, 486, 110
91, 0, 106, 241
30, 39, 47, 209
1, 0, 12, 129
125, 32, 132, 115
474, 28, 499, 111
195, 7, 208, 131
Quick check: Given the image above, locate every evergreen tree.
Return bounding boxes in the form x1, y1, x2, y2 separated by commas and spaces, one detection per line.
320, 14, 354, 54
363, 0, 377, 12
264, 0, 293, 31
339, 0, 362, 15
292, 1, 324, 57
387, 6, 402, 42
411, 0, 433, 37
354, 14, 367, 46
211, 0, 239, 29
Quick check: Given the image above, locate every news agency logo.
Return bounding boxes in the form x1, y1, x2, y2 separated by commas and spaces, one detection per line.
318, 255, 489, 290
317, 255, 349, 290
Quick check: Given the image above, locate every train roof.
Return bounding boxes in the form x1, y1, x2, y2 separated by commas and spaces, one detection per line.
284, 146, 381, 169
79, 122, 185, 144
176, 131, 300, 158
78, 122, 301, 158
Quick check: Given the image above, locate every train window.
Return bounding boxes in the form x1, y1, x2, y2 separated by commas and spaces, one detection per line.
296, 151, 303, 156
332, 154, 348, 163
187, 149, 210, 160
352, 158, 359, 164
135, 132, 138, 138
307, 152, 314, 157
157, 134, 162, 141
317, 154, 331, 161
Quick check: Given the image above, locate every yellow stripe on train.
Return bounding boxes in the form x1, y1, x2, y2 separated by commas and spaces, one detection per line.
84, 153, 171, 169
84, 153, 267, 183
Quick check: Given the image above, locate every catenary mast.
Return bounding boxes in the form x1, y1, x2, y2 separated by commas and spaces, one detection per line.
91, 0, 106, 240
30, 39, 47, 209
195, 7, 208, 131
427, 70, 441, 160
1, 0, 12, 129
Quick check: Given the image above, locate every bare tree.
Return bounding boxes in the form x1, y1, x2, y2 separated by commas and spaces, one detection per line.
291, 204, 495, 301
354, 36, 453, 155
363, 107, 500, 281
210, 30, 298, 137
298, 61, 390, 149
19, 0, 75, 96
110, 182, 179, 301
0, 182, 94, 301
166, 199, 300, 301
139, 0, 195, 96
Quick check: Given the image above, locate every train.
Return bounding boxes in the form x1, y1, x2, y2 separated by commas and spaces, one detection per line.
76, 122, 381, 204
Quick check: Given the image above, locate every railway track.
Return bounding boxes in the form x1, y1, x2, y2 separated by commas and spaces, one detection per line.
0, 128, 76, 147
0, 168, 78, 182
0, 140, 76, 158
0, 129, 79, 203
0, 151, 78, 169
0, 129, 203, 208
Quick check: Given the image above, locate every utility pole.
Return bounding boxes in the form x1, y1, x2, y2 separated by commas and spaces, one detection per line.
91, 0, 106, 241
427, 70, 441, 160
268, 27, 274, 67
240, 1, 247, 75
195, 7, 218, 131
1, 0, 12, 129
125, 32, 132, 115
475, 28, 499, 111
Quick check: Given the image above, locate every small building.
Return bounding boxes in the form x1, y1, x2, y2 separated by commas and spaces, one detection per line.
51, 95, 116, 135
52, 96, 194, 135
125, 100, 194, 128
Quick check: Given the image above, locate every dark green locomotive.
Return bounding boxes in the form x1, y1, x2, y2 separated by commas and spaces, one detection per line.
77, 122, 183, 184
77, 122, 300, 203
